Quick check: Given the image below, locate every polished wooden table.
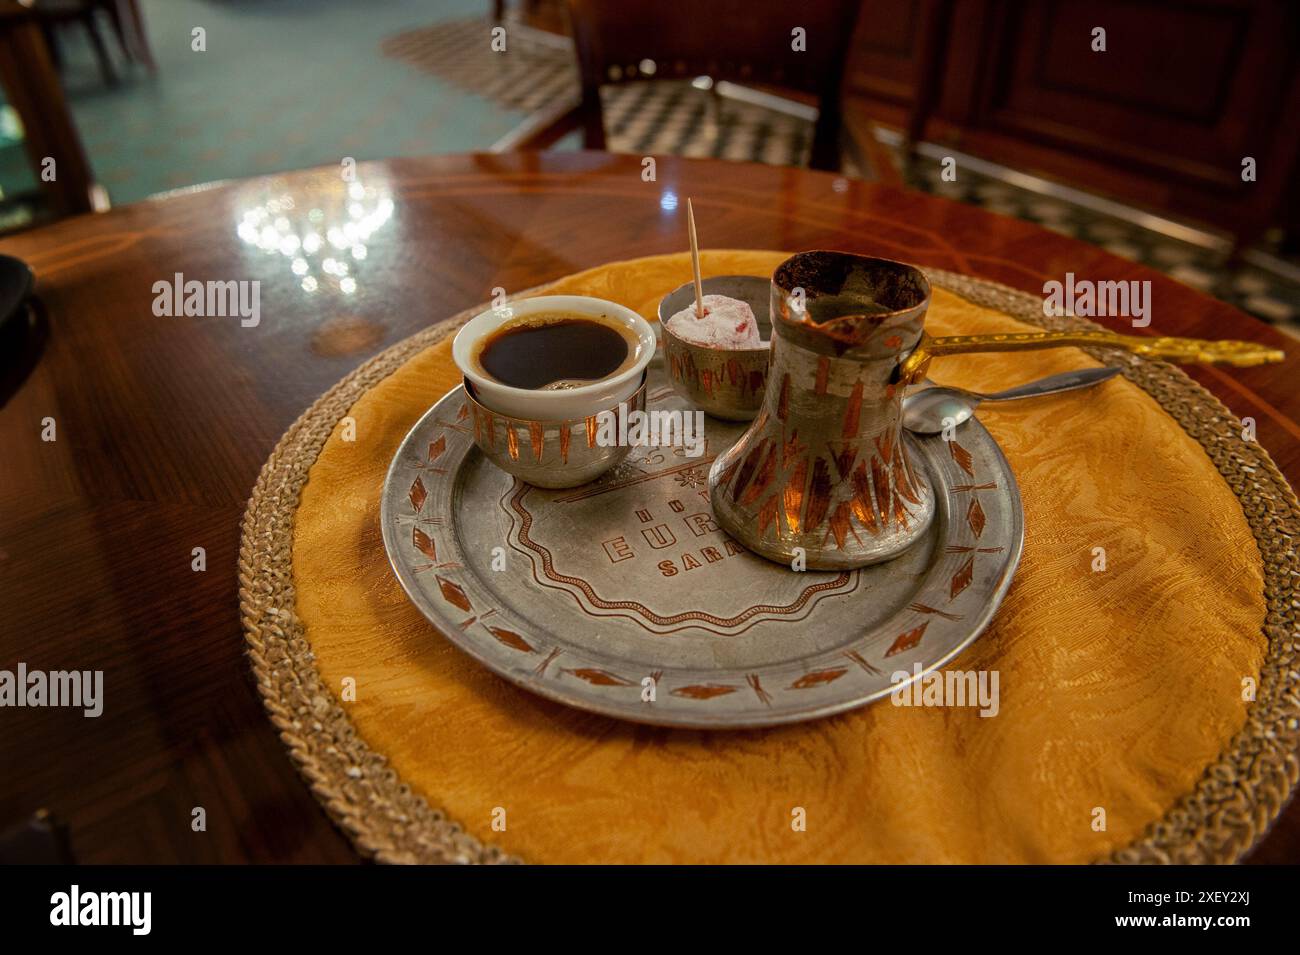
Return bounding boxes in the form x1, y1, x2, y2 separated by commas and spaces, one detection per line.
1, 152, 1296, 863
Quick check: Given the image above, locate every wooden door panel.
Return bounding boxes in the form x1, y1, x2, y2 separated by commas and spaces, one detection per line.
977, 0, 1295, 194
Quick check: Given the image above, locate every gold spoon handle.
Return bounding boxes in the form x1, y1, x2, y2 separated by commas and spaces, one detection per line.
900, 330, 1284, 383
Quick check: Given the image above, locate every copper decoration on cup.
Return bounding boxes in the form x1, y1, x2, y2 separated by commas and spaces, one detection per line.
658, 275, 772, 421
464, 375, 647, 489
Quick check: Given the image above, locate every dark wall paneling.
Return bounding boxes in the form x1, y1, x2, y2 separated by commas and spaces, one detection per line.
844, 0, 1300, 246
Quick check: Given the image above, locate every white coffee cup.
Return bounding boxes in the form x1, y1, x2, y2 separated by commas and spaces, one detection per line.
452, 295, 656, 420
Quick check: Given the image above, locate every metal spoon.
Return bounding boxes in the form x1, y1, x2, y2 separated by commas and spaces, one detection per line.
902, 366, 1122, 434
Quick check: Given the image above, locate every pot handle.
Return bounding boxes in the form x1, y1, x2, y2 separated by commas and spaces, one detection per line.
898, 330, 1283, 384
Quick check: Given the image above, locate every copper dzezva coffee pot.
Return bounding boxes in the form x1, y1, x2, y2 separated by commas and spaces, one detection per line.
709, 251, 1283, 570
709, 252, 936, 570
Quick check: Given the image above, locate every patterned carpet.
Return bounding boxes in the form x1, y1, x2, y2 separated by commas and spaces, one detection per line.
0, 0, 517, 216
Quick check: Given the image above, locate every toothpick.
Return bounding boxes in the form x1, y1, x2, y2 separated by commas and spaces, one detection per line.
687, 197, 705, 318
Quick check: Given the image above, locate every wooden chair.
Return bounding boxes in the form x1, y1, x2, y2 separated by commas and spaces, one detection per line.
902, 0, 952, 158
32, 0, 156, 86
0, 1, 96, 218
509, 0, 860, 171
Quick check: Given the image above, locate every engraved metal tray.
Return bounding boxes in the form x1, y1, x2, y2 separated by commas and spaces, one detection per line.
381, 369, 1023, 729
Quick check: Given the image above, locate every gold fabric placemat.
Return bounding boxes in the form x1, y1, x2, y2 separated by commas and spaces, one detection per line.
241, 251, 1299, 864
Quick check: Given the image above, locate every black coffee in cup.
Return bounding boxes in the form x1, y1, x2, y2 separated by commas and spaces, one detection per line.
474, 312, 639, 390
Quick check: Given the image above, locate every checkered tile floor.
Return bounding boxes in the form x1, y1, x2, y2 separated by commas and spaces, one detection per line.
901, 161, 1300, 339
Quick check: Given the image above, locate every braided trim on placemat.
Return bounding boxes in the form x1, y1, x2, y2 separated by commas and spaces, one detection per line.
238, 303, 514, 864
238, 268, 1299, 864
